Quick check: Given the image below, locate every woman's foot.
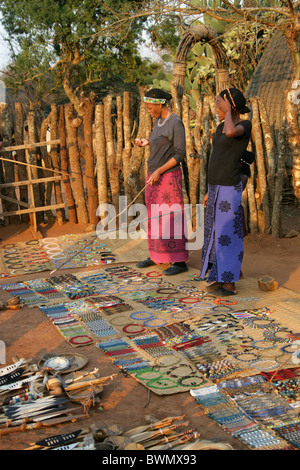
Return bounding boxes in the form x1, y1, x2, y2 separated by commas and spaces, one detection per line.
163, 263, 188, 276
136, 258, 156, 268
222, 282, 237, 294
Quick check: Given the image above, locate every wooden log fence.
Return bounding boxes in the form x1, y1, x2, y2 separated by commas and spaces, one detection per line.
0, 91, 294, 237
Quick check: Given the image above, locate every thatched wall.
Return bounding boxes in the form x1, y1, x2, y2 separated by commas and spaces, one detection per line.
246, 32, 298, 140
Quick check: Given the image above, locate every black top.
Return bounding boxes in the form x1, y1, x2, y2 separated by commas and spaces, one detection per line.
208, 120, 252, 186
147, 113, 186, 174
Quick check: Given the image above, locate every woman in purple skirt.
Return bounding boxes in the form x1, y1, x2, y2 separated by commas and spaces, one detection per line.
200, 88, 252, 295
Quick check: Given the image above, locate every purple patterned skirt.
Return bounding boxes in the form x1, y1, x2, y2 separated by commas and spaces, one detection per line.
145, 167, 188, 264
200, 182, 244, 283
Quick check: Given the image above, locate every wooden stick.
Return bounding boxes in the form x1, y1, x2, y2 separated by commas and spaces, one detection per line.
0, 156, 70, 176
65, 369, 99, 385
0, 202, 66, 218
1, 139, 60, 152
65, 374, 117, 392
124, 415, 186, 437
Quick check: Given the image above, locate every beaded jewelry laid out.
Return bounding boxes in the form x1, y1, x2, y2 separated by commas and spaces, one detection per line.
0, 233, 119, 277
272, 422, 300, 449
0, 240, 53, 276
1, 282, 52, 307
3, 261, 300, 449
190, 379, 295, 449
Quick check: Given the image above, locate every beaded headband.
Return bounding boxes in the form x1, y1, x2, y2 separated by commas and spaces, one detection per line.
144, 96, 166, 104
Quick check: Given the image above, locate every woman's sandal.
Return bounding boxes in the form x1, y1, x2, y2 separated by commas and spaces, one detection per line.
214, 286, 237, 296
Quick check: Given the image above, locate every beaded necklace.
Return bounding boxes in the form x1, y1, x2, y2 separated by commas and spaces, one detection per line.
157, 111, 173, 127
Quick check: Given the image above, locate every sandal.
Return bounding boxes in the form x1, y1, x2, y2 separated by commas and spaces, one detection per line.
214, 286, 237, 296
136, 258, 156, 268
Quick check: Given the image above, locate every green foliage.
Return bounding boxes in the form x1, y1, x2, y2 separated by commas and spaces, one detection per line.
0, 0, 282, 107
0, 0, 153, 102
148, 12, 273, 111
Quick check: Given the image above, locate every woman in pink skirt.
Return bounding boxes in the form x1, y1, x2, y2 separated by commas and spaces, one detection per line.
135, 88, 188, 276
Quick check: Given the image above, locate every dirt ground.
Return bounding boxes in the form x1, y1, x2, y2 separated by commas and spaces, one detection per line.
0, 204, 300, 452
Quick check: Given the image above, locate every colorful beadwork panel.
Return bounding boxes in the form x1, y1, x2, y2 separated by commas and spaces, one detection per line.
191, 367, 300, 450
3, 264, 300, 448
2, 265, 300, 402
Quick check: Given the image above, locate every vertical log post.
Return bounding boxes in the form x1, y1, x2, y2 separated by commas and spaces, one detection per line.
94, 103, 108, 214
271, 122, 287, 237
50, 104, 65, 225
103, 95, 120, 212
246, 140, 258, 234
116, 95, 123, 181
40, 114, 56, 223
80, 93, 99, 226
286, 88, 300, 206
59, 105, 77, 223
14, 102, 29, 223
182, 94, 200, 227
199, 95, 211, 203
124, 87, 147, 206
27, 111, 43, 227
122, 91, 131, 183
65, 103, 89, 226
257, 98, 277, 206
250, 97, 271, 232
1, 105, 19, 225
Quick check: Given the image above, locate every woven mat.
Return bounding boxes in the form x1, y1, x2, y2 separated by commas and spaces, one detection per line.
2, 263, 300, 400
0, 233, 149, 277
3, 262, 300, 448
190, 376, 300, 450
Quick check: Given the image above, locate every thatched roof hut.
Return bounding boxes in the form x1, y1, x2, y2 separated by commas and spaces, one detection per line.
246, 32, 299, 141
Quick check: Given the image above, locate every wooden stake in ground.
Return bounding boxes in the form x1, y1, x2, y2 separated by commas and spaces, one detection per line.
1, 104, 19, 225
49, 104, 65, 225
94, 103, 108, 214
257, 98, 276, 206
80, 93, 99, 226
104, 95, 121, 212
14, 102, 29, 223
246, 140, 258, 234
250, 97, 271, 232
124, 86, 148, 207
122, 91, 132, 183
199, 95, 210, 204
271, 122, 287, 237
182, 94, 200, 228
286, 86, 300, 206
65, 103, 89, 225
59, 105, 77, 223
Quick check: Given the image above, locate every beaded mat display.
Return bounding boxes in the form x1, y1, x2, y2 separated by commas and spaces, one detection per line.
0, 233, 149, 277
190, 367, 300, 450
2, 261, 300, 449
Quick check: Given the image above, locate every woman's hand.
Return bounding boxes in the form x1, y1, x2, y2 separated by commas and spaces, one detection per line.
203, 193, 208, 208
147, 169, 161, 185
215, 95, 231, 114
135, 138, 149, 147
